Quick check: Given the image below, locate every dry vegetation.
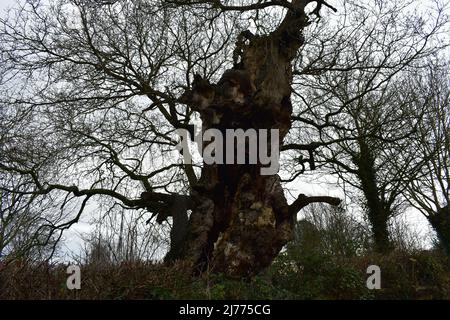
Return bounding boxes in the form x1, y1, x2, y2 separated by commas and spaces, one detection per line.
1, 205, 448, 300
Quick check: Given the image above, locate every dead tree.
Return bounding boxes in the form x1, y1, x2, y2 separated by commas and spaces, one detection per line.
168, 0, 340, 276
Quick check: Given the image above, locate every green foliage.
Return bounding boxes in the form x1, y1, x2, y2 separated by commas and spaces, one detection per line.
203, 272, 294, 300
269, 249, 373, 299
0, 249, 448, 299
363, 250, 450, 299
0, 206, 448, 300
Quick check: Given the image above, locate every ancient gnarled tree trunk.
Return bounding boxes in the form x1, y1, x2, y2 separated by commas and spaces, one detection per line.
143, 1, 340, 277
180, 4, 308, 277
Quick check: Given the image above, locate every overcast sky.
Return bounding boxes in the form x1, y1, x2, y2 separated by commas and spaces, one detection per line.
0, 0, 437, 259
0, 0, 16, 12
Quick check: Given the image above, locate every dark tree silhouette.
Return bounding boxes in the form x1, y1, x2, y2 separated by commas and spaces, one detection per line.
0, 0, 447, 276
399, 60, 449, 255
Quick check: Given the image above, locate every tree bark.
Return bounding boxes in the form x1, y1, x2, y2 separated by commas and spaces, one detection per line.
142, 1, 340, 277
355, 138, 393, 253
428, 205, 450, 257
178, 3, 311, 277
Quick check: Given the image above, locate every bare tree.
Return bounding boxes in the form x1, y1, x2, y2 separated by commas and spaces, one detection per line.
0, 174, 58, 268
292, 203, 371, 258
88, 202, 170, 262
0, 0, 447, 277
399, 59, 449, 255
282, 0, 448, 252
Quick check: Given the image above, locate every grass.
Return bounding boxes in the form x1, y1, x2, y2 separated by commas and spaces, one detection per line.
0, 248, 448, 300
